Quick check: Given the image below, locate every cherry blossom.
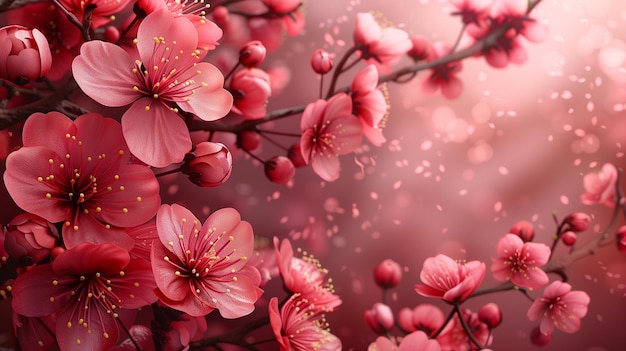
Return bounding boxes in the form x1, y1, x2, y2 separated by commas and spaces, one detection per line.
527, 280, 590, 335
351, 64, 387, 146
580, 163, 618, 207
421, 43, 463, 99
180, 142, 232, 187
151, 204, 263, 318
72, 10, 233, 167
3, 213, 58, 264
11, 242, 158, 351
354, 12, 412, 70
59, 0, 133, 28
491, 233, 550, 289
449, 0, 493, 25
397, 304, 445, 337
300, 93, 363, 182
0, 25, 52, 85
415, 254, 486, 303
269, 295, 342, 351
436, 308, 492, 351
3, 112, 161, 249
368, 331, 441, 351
230, 67, 272, 119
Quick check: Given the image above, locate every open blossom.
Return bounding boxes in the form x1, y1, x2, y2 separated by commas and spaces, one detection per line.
397, 304, 445, 337
415, 254, 486, 303
0, 25, 52, 85
436, 308, 492, 351
3, 112, 160, 249
351, 64, 387, 146
449, 0, 493, 25
580, 163, 618, 207
368, 331, 441, 351
300, 93, 363, 182
269, 295, 342, 351
422, 43, 463, 99
59, 0, 133, 28
354, 12, 412, 70
11, 242, 158, 351
151, 204, 262, 318
491, 233, 550, 289
527, 280, 590, 335
72, 10, 233, 167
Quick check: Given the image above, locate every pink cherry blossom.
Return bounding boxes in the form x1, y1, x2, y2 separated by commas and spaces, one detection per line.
72, 10, 233, 167
415, 254, 486, 303
0, 25, 52, 85
180, 142, 233, 187
269, 295, 342, 351
580, 163, 618, 207
354, 12, 413, 70
422, 43, 464, 99
351, 64, 387, 146
368, 331, 442, 351
151, 204, 263, 318
59, 0, 133, 28
436, 308, 492, 351
397, 304, 445, 337
3, 112, 161, 250
11, 242, 158, 351
527, 280, 590, 335
300, 93, 363, 182
491, 233, 550, 289
230, 67, 272, 119
449, 0, 493, 25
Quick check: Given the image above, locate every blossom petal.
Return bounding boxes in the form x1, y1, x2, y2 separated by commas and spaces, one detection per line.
175, 62, 233, 121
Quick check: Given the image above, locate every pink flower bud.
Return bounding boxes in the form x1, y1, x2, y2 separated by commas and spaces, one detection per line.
3, 213, 58, 265
561, 231, 577, 246
373, 259, 402, 288
566, 212, 591, 232
530, 326, 551, 347
311, 49, 333, 74
0, 25, 52, 85
264, 156, 295, 184
237, 130, 261, 151
364, 303, 394, 334
478, 303, 502, 328
287, 143, 307, 168
397, 307, 416, 332
181, 142, 232, 187
509, 220, 535, 242
231, 68, 272, 119
239, 41, 267, 67
616, 225, 626, 253
212, 6, 230, 25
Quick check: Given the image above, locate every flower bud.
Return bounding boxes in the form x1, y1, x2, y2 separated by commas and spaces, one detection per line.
237, 130, 262, 151
311, 49, 333, 74
239, 41, 266, 68
181, 142, 232, 187
530, 326, 551, 347
616, 225, 626, 253
231, 68, 272, 119
0, 25, 52, 85
509, 220, 535, 242
4, 213, 58, 265
364, 303, 394, 334
373, 259, 402, 288
561, 231, 577, 246
566, 212, 591, 232
478, 303, 502, 328
287, 143, 307, 168
397, 307, 416, 332
264, 156, 295, 184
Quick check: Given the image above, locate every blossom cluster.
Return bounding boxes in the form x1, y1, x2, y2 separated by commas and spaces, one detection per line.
0, 0, 623, 350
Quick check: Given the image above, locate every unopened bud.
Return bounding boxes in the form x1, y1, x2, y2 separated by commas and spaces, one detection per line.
3, 213, 58, 265
265, 156, 295, 184
478, 303, 502, 328
364, 303, 394, 334
237, 130, 261, 151
374, 259, 402, 288
566, 212, 591, 232
530, 326, 551, 347
0, 25, 52, 85
287, 143, 307, 168
509, 220, 535, 242
561, 231, 577, 246
239, 41, 266, 68
181, 142, 232, 187
311, 49, 333, 74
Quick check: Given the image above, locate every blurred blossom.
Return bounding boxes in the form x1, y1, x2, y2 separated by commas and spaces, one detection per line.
530, 326, 551, 347
311, 49, 333, 74
561, 231, 577, 246
368, 331, 441, 351
527, 280, 590, 335
287, 143, 307, 168
478, 303, 502, 328
580, 163, 618, 207
565, 212, 591, 232
59, 0, 132, 28
237, 130, 262, 151
415, 254, 486, 303
373, 258, 402, 288
509, 220, 535, 242
264, 156, 296, 184
3, 213, 58, 265
181, 142, 233, 188
449, 0, 493, 25
364, 303, 395, 334
617, 225, 626, 253
239, 40, 267, 67
491, 233, 550, 289
351, 64, 387, 146
0, 25, 52, 85
422, 43, 463, 99
353, 12, 412, 70
408, 35, 434, 62
397, 304, 445, 337
230, 67, 272, 119
436, 308, 492, 351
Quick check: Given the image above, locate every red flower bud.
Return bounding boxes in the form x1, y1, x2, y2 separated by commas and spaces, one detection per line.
566, 212, 591, 232
530, 326, 551, 347
237, 130, 262, 151
0, 25, 52, 85
616, 225, 626, 253
239, 41, 267, 68
287, 143, 307, 168
264, 156, 295, 184
561, 231, 577, 246
311, 49, 333, 74
181, 142, 232, 187
4, 213, 58, 265
509, 220, 535, 242
373, 259, 402, 288
478, 303, 502, 328
364, 303, 394, 334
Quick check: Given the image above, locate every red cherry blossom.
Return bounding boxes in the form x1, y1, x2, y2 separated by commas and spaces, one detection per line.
72, 10, 233, 167
491, 233, 550, 289
3, 112, 161, 250
527, 280, 590, 335
351, 64, 388, 146
239, 40, 267, 67
300, 93, 363, 182
3, 213, 59, 265
59, 0, 133, 28
230, 67, 272, 119
151, 204, 263, 318
415, 254, 486, 303
269, 295, 342, 351
373, 258, 402, 288
368, 331, 441, 351
11, 242, 158, 351
265, 156, 296, 184
580, 163, 618, 207
354, 12, 413, 70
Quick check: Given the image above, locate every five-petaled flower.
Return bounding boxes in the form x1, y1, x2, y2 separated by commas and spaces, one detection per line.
353, 12, 413, 71
72, 9, 233, 167
151, 204, 263, 318
11, 242, 158, 351
580, 163, 618, 207
527, 280, 590, 335
3, 112, 161, 249
415, 254, 486, 303
491, 233, 551, 289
